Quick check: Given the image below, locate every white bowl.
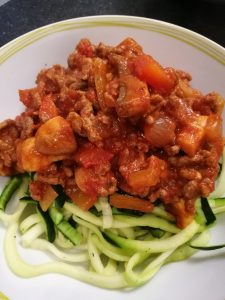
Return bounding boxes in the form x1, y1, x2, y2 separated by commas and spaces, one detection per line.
0, 15, 224, 300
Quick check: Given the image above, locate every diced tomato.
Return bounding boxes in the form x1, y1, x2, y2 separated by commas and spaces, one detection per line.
39, 94, 58, 122
110, 193, 153, 213
55, 92, 78, 117
74, 143, 113, 168
128, 155, 167, 188
75, 166, 116, 198
68, 189, 97, 211
67, 89, 78, 99
129, 54, 176, 94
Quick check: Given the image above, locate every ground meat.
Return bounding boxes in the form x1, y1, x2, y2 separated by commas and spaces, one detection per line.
36, 164, 66, 186
0, 120, 20, 175
179, 168, 202, 181
75, 166, 117, 197
37, 65, 66, 94
168, 149, 216, 168
119, 147, 148, 181
192, 92, 224, 115
148, 93, 167, 114
167, 95, 194, 124
175, 70, 192, 81
204, 92, 224, 114
200, 177, 215, 196
29, 180, 47, 201
183, 180, 200, 199
67, 111, 84, 135
19, 88, 42, 110
67, 53, 94, 83
164, 145, 180, 156
104, 78, 119, 108
15, 113, 35, 138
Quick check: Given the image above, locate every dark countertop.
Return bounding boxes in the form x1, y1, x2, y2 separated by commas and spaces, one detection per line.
0, 0, 225, 48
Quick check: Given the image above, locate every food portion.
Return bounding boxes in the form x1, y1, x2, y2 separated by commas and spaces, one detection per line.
0, 38, 225, 290
0, 38, 224, 229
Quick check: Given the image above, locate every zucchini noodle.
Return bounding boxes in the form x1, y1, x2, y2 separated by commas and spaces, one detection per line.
99, 197, 113, 229
4, 223, 128, 289
64, 202, 130, 228
0, 202, 26, 225
117, 227, 135, 239
104, 221, 199, 253
20, 214, 41, 233
0, 171, 225, 290
30, 238, 89, 262
125, 250, 174, 286
103, 258, 117, 275
113, 214, 180, 233
88, 233, 105, 274
73, 215, 131, 261
21, 223, 45, 247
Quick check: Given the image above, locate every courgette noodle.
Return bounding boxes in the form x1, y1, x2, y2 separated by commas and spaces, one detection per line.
1, 157, 225, 290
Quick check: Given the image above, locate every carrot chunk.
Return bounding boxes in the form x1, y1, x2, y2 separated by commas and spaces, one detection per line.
68, 189, 97, 211
110, 193, 153, 213
129, 54, 176, 94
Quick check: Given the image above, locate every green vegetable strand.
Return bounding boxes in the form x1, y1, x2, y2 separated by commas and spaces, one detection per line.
201, 197, 216, 225
0, 176, 22, 211
190, 244, 225, 251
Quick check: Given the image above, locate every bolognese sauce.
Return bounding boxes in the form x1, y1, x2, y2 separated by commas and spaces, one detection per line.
0, 38, 224, 228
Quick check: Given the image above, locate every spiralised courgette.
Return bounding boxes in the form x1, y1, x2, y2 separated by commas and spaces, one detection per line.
201, 197, 216, 226
149, 227, 165, 238
0, 168, 224, 290
52, 185, 68, 208
0, 176, 22, 211
49, 206, 82, 245
57, 221, 82, 245
37, 205, 56, 243
104, 221, 199, 253
19, 196, 37, 205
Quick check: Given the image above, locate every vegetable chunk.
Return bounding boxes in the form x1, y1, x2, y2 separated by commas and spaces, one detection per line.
35, 116, 77, 155
129, 54, 176, 94
128, 156, 167, 188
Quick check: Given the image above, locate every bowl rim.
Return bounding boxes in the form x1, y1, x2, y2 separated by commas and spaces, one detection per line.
0, 15, 224, 66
